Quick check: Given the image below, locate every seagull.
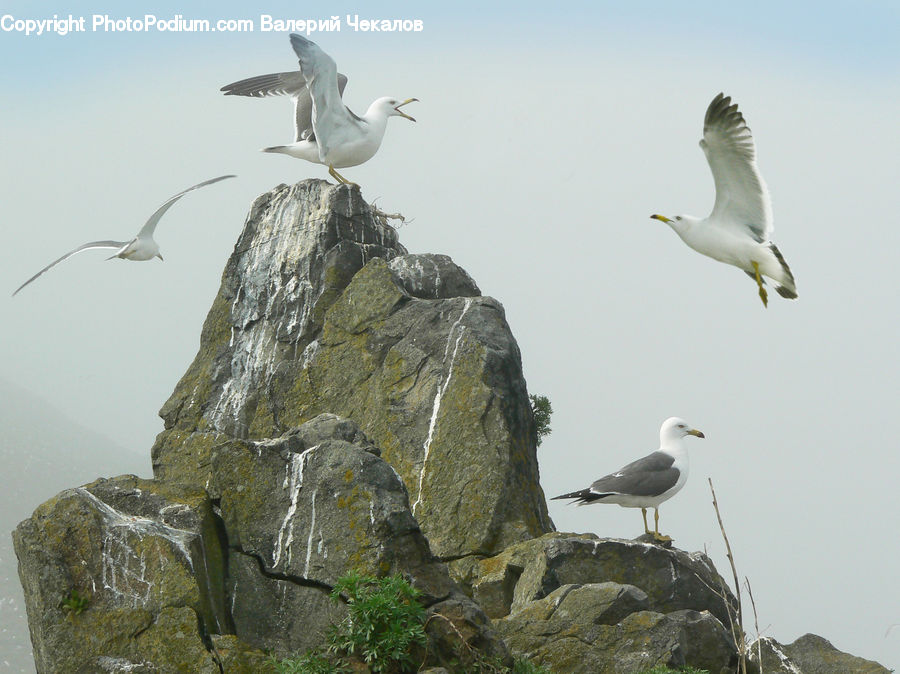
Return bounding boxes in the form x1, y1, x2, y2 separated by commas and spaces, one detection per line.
552, 417, 704, 542
12, 175, 235, 296
221, 33, 417, 187
650, 93, 796, 307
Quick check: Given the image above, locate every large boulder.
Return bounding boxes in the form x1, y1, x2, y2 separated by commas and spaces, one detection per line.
12, 476, 236, 673
152, 180, 553, 559
450, 532, 738, 627
750, 634, 891, 674
495, 582, 739, 674
462, 532, 745, 674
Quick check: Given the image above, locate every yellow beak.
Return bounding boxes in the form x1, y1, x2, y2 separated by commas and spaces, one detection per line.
687, 428, 705, 438
650, 214, 673, 223
395, 98, 419, 122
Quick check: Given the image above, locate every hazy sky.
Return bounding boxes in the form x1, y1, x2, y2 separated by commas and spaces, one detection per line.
1, 1, 898, 670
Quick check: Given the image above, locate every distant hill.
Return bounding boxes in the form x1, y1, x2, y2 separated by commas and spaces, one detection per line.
0, 378, 148, 673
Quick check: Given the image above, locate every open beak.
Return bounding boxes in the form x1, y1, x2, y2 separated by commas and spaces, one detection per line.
395, 98, 418, 122
687, 428, 705, 438
650, 214, 672, 223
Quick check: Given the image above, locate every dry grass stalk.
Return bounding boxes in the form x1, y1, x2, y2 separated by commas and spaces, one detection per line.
708, 477, 749, 674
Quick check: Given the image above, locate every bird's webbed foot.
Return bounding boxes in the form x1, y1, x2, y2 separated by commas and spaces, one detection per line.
752, 261, 768, 308
328, 165, 359, 189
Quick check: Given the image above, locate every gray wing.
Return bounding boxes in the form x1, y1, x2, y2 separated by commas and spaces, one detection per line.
588, 451, 679, 497
700, 93, 773, 242
289, 33, 358, 158
12, 240, 130, 296
136, 175, 236, 239
220, 71, 348, 142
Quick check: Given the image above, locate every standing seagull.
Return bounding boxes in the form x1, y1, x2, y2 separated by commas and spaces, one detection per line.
221, 34, 417, 187
12, 175, 235, 296
650, 93, 796, 307
552, 417, 704, 542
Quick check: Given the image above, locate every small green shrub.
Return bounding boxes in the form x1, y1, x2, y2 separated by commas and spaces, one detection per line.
271, 571, 548, 673
530, 394, 553, 446
60, 589, 89, 616
326, 571, 427, 673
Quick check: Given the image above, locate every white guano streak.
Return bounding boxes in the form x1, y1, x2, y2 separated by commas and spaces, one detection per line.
75, 488, 196, 608
412, 298, 474, 516
209, 199, 328, 434
272, 445, 318, 568
304, 488, 318, 577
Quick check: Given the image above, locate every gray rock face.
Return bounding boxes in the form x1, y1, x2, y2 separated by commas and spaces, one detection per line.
389, 253, 481, 299
208, 413, 456, 599
227, 551, 347, 656
207, 413, 509, 662
750, 634, 891, 674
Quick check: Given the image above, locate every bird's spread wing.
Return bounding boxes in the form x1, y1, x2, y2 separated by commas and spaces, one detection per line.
221, 71, 308, 98
700, 93, 773, 241
588, 451, 678, 498
220, 71, 348, 143
289, 33, 358, 160
13, 240, 130, 296
136, 175, 236, 239
293, 72, 348, 143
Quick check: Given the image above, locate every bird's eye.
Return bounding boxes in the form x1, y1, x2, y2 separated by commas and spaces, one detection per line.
675, 216, 682, 221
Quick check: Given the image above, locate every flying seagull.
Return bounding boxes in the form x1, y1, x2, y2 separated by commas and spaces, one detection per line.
552, 417, 704, 542
12, 175, 235, 296
221, 33, 417, 187
650, 93, 796, 307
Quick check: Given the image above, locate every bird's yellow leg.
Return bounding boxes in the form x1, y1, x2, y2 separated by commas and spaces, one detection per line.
752, 261, 768, 308
328, 165, 359, 189
641, 508, 651, 535
653, 508, 672, 543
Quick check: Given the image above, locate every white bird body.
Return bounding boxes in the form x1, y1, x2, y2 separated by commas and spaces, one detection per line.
668, 214, 793, 289
265, 99, 392, 168
12, 175, 234, 296
586, 418, 693, 509
652, 93, 796, 306
552, 417, 704, 541
221, 34, 417, 185
115, 236, 162, 261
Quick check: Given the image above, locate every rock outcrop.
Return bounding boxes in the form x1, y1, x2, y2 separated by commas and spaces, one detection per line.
13, 180, 892, 673
151, 180, 552, 560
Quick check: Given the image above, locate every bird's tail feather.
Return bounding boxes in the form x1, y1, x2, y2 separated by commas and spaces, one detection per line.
775, 284, 797, 299
262, 145, 290, 154
552, 489, 609, 505
770, 244, 798, 299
